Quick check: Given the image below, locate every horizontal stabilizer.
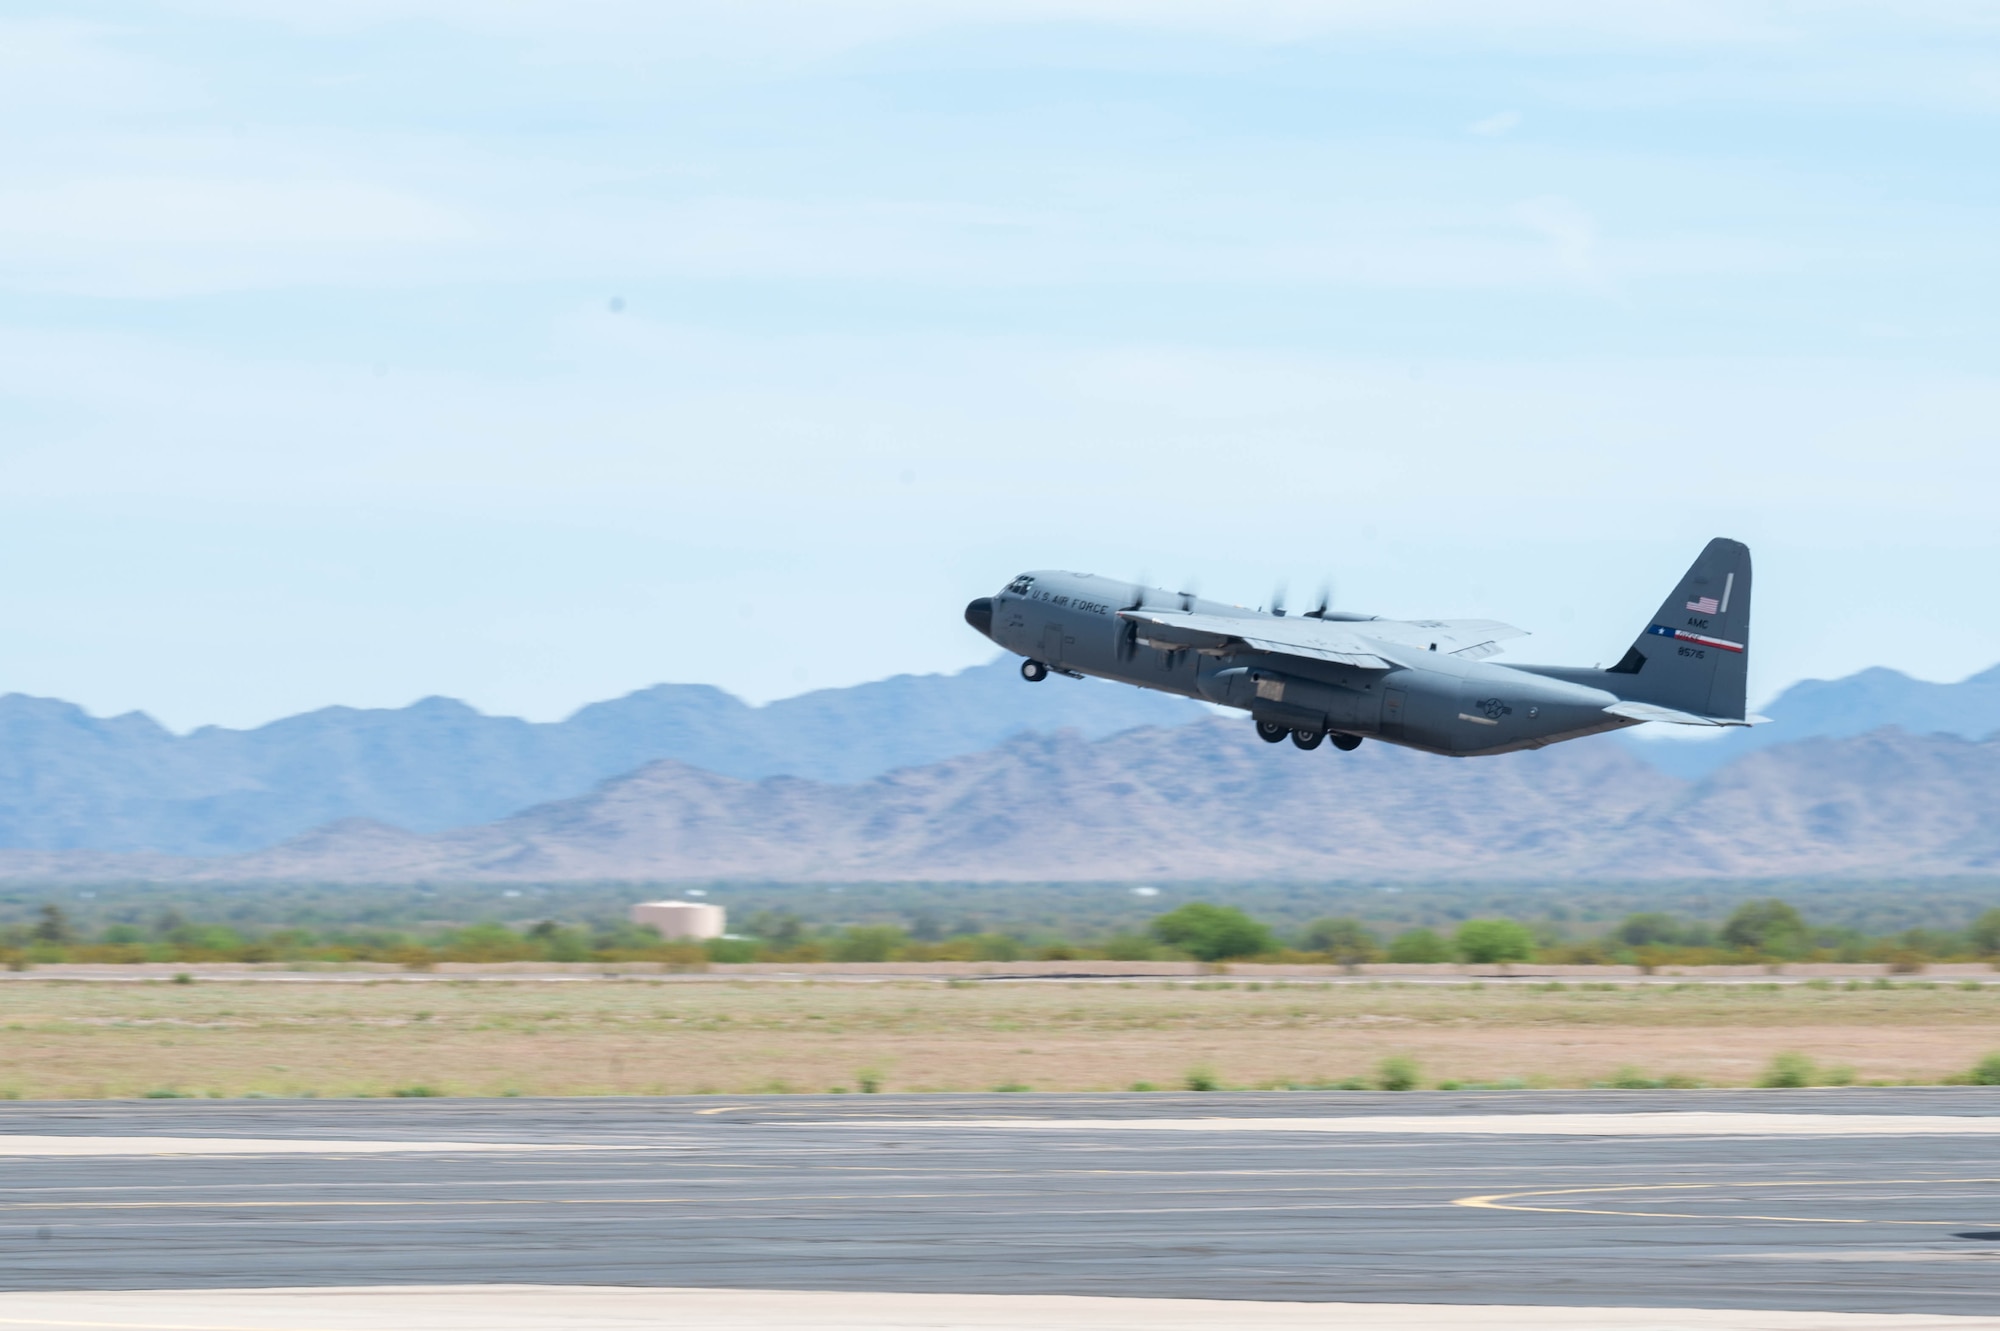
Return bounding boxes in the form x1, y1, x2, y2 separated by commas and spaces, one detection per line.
1604, 700, 1770, 728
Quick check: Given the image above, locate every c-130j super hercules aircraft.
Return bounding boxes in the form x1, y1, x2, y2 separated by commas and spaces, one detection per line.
963, 538, 1765, 757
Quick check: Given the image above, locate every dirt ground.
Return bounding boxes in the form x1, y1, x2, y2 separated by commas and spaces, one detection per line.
3, 977, 1999, 1099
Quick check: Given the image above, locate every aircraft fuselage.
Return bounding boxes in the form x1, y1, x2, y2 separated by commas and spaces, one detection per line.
967, 570, 1636, 757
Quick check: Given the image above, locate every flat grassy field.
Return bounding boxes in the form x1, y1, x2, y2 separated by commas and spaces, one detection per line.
3, 978, 1999, 1099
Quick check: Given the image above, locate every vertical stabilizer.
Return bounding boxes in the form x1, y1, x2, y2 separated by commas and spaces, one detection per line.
1604, 538, 1751, 720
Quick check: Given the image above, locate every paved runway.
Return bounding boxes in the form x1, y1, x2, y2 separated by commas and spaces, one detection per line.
7, 1091, 2000, 1318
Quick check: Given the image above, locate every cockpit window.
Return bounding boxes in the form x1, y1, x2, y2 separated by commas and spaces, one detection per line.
1005, 575, 1035, 595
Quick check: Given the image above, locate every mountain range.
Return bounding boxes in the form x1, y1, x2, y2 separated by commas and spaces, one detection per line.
1619, 663, 2000, 777
0, 659, 1195, 855
0, 658, 1996, 873
2, 721, 1993, 882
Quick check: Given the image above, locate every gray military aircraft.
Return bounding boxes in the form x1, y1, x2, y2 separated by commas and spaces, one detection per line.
963, 538, 1763, 755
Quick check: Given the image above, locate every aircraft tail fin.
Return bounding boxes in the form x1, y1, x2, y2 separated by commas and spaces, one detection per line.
1603, 538, 1751, 721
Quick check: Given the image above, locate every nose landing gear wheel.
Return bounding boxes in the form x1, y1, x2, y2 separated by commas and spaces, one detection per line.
1291, 729, 1324, 750
1255, 720, 1289, 744
1020, 659, 1049, 682
1330, 733, 1363, 751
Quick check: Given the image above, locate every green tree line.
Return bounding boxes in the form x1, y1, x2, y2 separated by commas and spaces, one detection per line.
7, 897, 2000, 970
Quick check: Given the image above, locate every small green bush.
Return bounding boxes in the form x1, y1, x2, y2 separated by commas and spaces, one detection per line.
1149, 903, 1273, 961
1722, 899, 1808, 958
1967, 1052, 2000, 1085
390, 1085, 444, 1098
1613, 911, 1712, 949
1454, 918, 1536, 965
1758, 1051, 1816, 1089
1386, 928, 1452, 963
856, 1069, 883, 1094
1184, 1066, 1220, 1092
1970, 909, 2000, 957
1301, 917, 1379, 965
1377, 1055, 1420, 1092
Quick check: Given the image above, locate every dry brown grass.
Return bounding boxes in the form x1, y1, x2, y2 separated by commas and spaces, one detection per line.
2, 978, 1998, 1099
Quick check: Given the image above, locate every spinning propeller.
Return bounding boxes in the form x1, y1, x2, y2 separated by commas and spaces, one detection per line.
1117, 576, 1149, 662
1273, 581, 1334, 618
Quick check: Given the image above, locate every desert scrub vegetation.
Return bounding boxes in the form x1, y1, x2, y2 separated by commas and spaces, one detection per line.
13, 895, 2000, 972
5, 976, 2000, 1099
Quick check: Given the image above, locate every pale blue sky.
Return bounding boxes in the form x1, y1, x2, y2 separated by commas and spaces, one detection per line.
3, 3, 1998, 729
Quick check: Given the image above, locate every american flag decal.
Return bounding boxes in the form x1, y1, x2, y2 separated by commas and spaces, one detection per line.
1686, 596, 1719, 614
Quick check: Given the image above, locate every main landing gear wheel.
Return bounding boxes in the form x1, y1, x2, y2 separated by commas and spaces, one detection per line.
1291, 729, 1325, 750
1330, 733, 1363, 752
1020, 659, 1049, 682
1255, 719, 1289, 744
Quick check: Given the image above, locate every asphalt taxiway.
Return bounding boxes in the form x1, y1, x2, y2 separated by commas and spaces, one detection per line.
7, 1091, 2000, 1321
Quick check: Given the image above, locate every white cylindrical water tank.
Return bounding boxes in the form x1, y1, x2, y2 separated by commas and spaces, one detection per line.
629, 900, 726, 941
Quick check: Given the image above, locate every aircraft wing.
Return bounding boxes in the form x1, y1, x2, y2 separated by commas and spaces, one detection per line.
1118, 609, 1396, 669
1350, 618, 1529, 661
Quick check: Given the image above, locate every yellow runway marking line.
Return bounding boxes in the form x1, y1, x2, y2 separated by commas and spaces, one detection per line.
1456, 1177, 2000, 1225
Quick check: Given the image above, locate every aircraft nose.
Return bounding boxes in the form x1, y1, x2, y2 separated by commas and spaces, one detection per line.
963, 597, 994, 639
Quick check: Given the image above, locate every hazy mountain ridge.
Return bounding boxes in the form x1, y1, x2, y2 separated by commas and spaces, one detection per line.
0, 657, 1994, 860
8, 721, 1993, 882
1619, 663, 2000, 778
0, 661, 1200, 854
1605, 728, 2000, 875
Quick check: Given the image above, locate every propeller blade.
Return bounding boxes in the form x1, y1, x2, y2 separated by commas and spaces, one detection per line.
1304, 581, 1333, 619
1270, 581, 1288, 617
1118, 576, 1148, 662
